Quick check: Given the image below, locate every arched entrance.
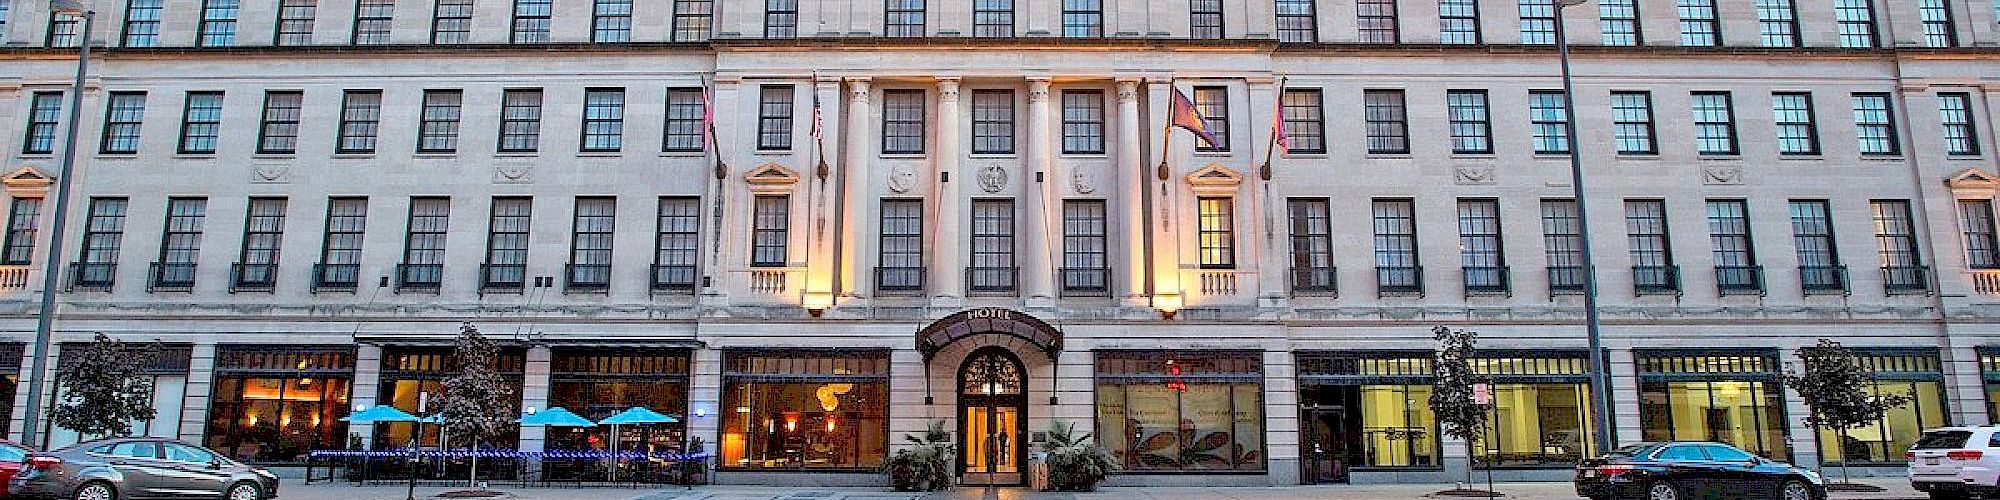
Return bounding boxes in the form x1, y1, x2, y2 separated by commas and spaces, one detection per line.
957, 347, 1025, 485
914, 308, 1062, 487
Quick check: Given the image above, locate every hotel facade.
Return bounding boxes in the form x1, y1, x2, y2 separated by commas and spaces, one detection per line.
0, 0, 1998, 486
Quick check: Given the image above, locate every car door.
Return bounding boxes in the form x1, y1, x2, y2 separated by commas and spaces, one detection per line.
154, 443, 232, 497
1652, 444, 1722, 498
1700, 444, 1769, 498
102, 441, 171, 498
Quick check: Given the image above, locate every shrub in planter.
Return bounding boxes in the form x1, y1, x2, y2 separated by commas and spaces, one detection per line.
885, 421, 954, 491
1041, 422, 1117, 491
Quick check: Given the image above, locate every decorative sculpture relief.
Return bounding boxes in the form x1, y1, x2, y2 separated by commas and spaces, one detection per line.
1453, 166, 1495, 185
251, 165, 291, 184
1702, 165, 1743, 185
494, 165, 532, 183
888, 164, 918, 193
978, 165, 1009, 193
1071, 169, 1096, 194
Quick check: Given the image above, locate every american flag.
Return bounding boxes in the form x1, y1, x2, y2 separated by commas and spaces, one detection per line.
809, 92, 823, 140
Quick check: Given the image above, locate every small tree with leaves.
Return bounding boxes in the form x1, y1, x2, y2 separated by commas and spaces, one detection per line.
1429, 325, 1490, 489
53, 334, 161, 441
437, 323, 514, 488
1782, 339, 1910, 485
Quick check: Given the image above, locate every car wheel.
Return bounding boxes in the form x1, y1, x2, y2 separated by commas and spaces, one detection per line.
1647, 481, 1681, 500
72, 481, 115, 500
1929, 491, 1969, 500
1778, 480, 1814, 500
225, 482, 262, 500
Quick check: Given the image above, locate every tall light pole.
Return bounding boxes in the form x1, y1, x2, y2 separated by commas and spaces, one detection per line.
19, 0, 94, 447
1553, 0, 1616, 455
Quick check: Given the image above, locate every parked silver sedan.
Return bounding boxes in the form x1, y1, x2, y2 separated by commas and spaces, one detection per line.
8, 438, 278, 500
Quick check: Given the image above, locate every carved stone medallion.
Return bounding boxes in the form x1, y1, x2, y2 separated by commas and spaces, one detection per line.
888, 164, 918, 193
978, 165, 1008, 193
1071, 169, 1095, 194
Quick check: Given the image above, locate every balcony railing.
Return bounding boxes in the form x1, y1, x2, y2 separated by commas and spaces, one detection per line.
565, 263, 610, 292
312, 263, 360, 292
1059, 267, 1110, 297
395, 263, 443, 292
1462, 265, 1511, 297
1632, 265, 1681, 296
651, 264, 697, 293
1714, 265, 1765, 295
1375, 265, 1423, 297
966, 266, 1018, 296
67, 262, 115, 291
1883, 265, 1929, 294
0, 265, 29, 289
1290, 266, 1338, 297
1800, 265, 1848, 295
480, 263, 526, 293
875, 266, 925, 295
1547, 266, 1586, 295
148, 262, 196, 292
230, 263, 278, 292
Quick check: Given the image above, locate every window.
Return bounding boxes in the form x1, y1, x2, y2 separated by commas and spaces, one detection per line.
74, 197, 127, 290
1599, 0, 1639, 46
1276, 0, 1316, 42
1063, 0, 1101, 37
0, 1, 10, 38
397, 197, 448, 291
581, 88, 625, 152
1529, 91, 1569, 154
594, 0, 634, 42
1677, 0, 1718, 46
1638, 351, 1790, 461
1852, 93, 1898, 156
47, 11, 81, 47
276, 0, 316, 45
336, 90, 383, 154
431, 0, 473, 43
1062, 200, 1109, 295
1964, 200, 2000, 269
1357, 0, 1398, 43
1447, 90, 1491, 154
1438, 0, 1480, 44
371, 346, 526, 448
544, 348, 690, 466
974, 90, 1015, 155
882, 90, 925, 155
1373, 199, 1420, 294
1281, 88, 1325, 154
1193, 87, 1230, 152
2, 198, 42, 265
1061, 91, 1104, 155
664, 88, 707, 153
234, 198, 286, 291
1198, 197, 1236, 268
202, 347, 354, 466
1707, 200, 1759, 292
652, 197, 699, 292
482, 197, 531, 290
122, 0, 162, 47
1542, 200, 1585, 291
1790, 200, 1843, 291
565, 197, 615, 291
757, 86, 795, 151
1296, 354, 1438, 468
151, 198, 204, 291
1814, 351, 1948, 464
1519, 0, 1555, 44
1873, 200, 1926, 291
765, 0, 798, 37
1611, 91, 1656, 155
1919, 0, 1955, 47
1469, 354, 1600, 466
1288, 199, 1335, 294
22, 92, 60, 155
720, 351, 890, 470
877, 199, 924, 293
1459, 199, 1506, 293
1097, 351, 1266, 472
1940, 93, 1980, 156
499, 89, 543, 152
970, 199, 1016, 293
1364, 90, 1408, 154
672, 0, 712, 41
751, 195, 789, 267
352, 0, 394, 45
1771, 92, 1819, 155
1191, 0, 1224, 39
886, 0, 925, 37
1834, 0, 1876, 48
418, 90, 463, 153
512, 0, 552, 43
1627, 200, 1677, 293
198, 0, 238, 46
973, 0, 1013, 37
315, 197, 367, 291
99, 92, 146, 155
1690, 92, 1737, 155
257, 91, 303, 154
1755, 0, 1799, 47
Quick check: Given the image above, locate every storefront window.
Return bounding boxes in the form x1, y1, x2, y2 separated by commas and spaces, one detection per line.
1816, 350, 1947, 465
204, 346, 354, 463
1095, 351, 1265, 471
0, 344, 20, 438
1982, 349, 2000, 428
1296, 353, 1438, 473
1471, 354, 1596, 467
374, 346, 525, 449
546, 348, 690, 462
45, 343, 191, 449
1638, 350, 1790, 461
720, 350, 890, 470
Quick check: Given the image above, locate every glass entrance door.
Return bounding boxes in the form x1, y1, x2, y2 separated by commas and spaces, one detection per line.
961, 404, 1020, 484
1303, 407, 1351, 484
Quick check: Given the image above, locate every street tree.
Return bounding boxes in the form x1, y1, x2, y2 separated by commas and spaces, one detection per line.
52, 333, 161, 440
438, 323, 514, 488
1430, 325, 1491, 489
1782, 338, 1910, 485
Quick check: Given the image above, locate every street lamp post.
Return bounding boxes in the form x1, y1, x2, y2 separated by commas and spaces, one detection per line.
18, 0, 94, 448
1553, 0, 1617, 455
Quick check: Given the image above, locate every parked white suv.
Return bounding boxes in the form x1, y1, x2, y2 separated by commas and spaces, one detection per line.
1910, 426, 2000, 499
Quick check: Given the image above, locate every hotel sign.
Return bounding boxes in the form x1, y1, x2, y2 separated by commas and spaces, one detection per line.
916, 308, 1064, 362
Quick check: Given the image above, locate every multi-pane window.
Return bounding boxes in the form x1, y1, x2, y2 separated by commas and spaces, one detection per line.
1707, 200, 1759, 292
757, 86, 795, 151
1194, 87, 1230, 151
1940, 93, 1980, 156
1873, 200, 1926, 291
973, 0, 1014, 37
431, 0, 473, 43
969, 199, 1016, 293
99, 92, 146, 155
316, 197, 368, 290
664, 88, 707, 153
22, 92, 61, 155
1542, 200, 1586, 291
886, 0, 925, 37
1062, 0, 1102, 37
1961, 200, 2000, 269
1446, 90, 1491, 154
882, 90, 926, 155
1834, 0, 1877, 48
399, 197, 449, 290
1852, 93, 1898, 156
672, 0, 713, 42
482, 197, 532, 290
1372, 199, 1420, 293
1062, 201, 1109, 294
1677, 0, 1719, 47
751, 195, 789, 267
47, 11, 82, 47
765, 0, 799, 37
567, 197, 615, 290
1275, 0, 1317, 42
336, 90, 383, 154
1438, 0, 1480, 44
1357, 0, 1399, 43
198, 0, 239, 47
1281, 89, 1326, 154
418, 90, 463, 153
122, 0, 162, 47
1918, 0, 1955, 48
1198, 198, 1235, 268
1790, 200, 1843, 291
499, 89, 543, 152
1364, 90, 1409, 154
0, 1, 11, 39
1061, 91, 1105, 155
352, 0, 394, 45
257, 91, 303, 154
235, 198, 287, 290
594, 0, 635, 42
1191, 0, 1224, 39
276, 0, 317, 45
877, 200, 924, 292
1599, 0, 1639, 46
1755, 0, 1799, 47
974, 90, 1016, 155
1690, 92, 1738, 155
653, 197, 700, 291
512, 0, 553, 43
1611, 91, 1656, 155
1288, 199, 1336, 293
1529, 91, 1569, 154
2, 198, 42, 265
1627, 200, 1677, 292
1772, 92, 1819, 155
1458, 199, 1506, 292
581, 89, 626, 152
1519, 0, 1556, 44
75, 198, 128, 289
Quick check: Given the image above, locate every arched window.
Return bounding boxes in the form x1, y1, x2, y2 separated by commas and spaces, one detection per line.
960, 352, 1022, 396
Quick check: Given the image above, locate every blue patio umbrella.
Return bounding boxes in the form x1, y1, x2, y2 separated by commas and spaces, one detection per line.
342, 405, 419, 423
518, 407, 596, 427
597, 406, 680, 482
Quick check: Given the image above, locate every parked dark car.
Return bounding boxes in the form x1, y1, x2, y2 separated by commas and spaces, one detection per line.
0, 439, 34, 497
8, 437, 278, 500
1576, 442, 1825, 500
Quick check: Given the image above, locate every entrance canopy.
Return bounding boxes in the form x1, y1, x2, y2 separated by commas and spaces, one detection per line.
916, 308, 1062, 362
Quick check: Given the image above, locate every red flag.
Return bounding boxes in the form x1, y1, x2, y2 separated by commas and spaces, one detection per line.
1169, 88, 1220, 148
701, 88, 716, 150
1272, 93, 1291, 154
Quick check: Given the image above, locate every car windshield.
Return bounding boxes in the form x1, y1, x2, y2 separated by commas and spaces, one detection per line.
1914, 430, 1974, 450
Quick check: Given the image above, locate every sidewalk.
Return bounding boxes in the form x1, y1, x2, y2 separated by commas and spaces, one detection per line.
275, 478, 1927, 500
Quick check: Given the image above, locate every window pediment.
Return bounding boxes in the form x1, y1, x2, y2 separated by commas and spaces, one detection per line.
1183, 164, 1244, 197
1947, 167, 1999, 193
2, 167, 52, 197
745, 163, 800, 195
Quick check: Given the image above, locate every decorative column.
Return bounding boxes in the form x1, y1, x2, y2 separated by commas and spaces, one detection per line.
933, 78, 965, 304
1021, 77, 1057, 305
838, 78, 874, 298
1114, 79, 1148, 305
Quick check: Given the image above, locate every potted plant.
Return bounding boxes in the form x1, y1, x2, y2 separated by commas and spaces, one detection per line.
885, 421, 954, 491
1041, 422, 1117, 491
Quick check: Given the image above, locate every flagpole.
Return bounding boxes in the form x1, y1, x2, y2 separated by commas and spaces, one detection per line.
702, 80, 727, 295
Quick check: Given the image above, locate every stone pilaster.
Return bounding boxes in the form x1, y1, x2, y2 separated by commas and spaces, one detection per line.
933, 77, 965, 303
517, 346, 552, 478
838, 78, 874, 298
350, 344, 382, 448
1021, 77, 1056, 305
176, 344, 216, 444
1115, 79, 1148, 305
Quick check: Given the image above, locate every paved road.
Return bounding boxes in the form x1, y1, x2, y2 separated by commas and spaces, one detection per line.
276, 478, 1928, 500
